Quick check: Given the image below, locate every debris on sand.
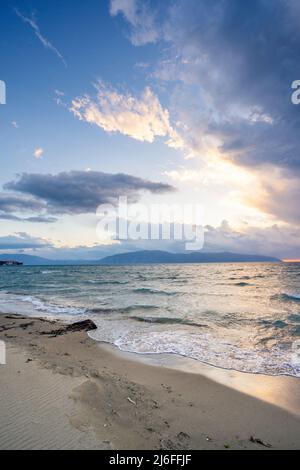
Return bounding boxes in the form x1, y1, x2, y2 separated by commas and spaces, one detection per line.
250, 436, 272, 448
127, 397, 137, 405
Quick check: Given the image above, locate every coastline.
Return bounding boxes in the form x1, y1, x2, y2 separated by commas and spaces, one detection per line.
97, 342, 300, 418
1, 314, 300, 450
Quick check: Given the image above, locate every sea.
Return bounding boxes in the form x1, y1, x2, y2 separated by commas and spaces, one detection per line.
0, 262, 300, 377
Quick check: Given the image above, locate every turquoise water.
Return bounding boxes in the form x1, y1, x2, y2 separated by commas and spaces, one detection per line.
0, 262, 300, 376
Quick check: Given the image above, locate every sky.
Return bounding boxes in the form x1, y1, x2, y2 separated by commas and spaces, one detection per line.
0, 0, 300, 260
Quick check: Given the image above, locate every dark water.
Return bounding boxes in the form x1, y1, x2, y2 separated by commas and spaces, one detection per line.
1, 262, 300, 376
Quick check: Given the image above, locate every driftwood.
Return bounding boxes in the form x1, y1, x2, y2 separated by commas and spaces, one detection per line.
249, 436, 272, 448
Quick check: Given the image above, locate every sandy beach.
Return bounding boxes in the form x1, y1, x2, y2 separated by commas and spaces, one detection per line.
0, 314, 300, 450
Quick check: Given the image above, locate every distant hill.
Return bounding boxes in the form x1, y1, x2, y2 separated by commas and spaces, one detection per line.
0, 251, 281, 266
98, 250, 280, 265
0, 254, 70, 265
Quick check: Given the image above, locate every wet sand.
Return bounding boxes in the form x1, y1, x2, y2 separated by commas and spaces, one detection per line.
0, 314, 300, 450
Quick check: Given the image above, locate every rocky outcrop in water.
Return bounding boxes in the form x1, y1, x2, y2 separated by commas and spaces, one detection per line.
0, 260, 23, 266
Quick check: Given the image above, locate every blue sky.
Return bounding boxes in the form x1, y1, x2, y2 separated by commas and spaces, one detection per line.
0, 0, 169, 178
1, 0, 300, 259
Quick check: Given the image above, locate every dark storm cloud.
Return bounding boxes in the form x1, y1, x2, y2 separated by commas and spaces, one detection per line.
157, 0, 300, 172
0, 193, 56, 223
112, 0, 300, 225
0, 213, 57, 223
25, 216, 58, 223
0, 193, 45, 213
4, 171, 176, 215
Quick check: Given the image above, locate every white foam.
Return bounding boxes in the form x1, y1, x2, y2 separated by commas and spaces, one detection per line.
88, 316, 300, 377
0, 291, 86, 320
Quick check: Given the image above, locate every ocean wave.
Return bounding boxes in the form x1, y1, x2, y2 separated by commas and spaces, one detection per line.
292, 325, 300, 336
133, 287, 177, 296
87, 279, 128, 285
281, 293, 300, 302
2, 263, 300, 378
89, 304, 160, 315
272, 320, 289, 329
129, 315, 207, 328
88, 322, 300, 377
41, 270, 61, 275
229, 276, 251, 281
0, 292, 86, 317
288, 313, 300, 323
21, 295, 86, 316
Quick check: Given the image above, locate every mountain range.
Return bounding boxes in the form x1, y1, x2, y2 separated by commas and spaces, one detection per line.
0, 251, 281, 266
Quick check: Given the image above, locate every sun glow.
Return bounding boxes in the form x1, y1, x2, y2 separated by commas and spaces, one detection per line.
282, 259, 300, 263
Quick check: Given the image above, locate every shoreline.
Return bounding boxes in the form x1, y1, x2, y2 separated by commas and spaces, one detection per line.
97, 341, 300, 418
1, 314, 300, 450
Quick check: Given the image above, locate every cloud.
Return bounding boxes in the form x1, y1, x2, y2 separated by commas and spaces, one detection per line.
203, 220, 300, 260
15, 9, 66, 66
0, 192, 56, 223
165, 169, 205, 184
0, 193, 45, 213
243, 167, 300, 224
152, 0, 300, 170
114, 0, 300, 223
54, 89, 66, 107
110, 0, 159, 45
0, 213, 56, 224
70, 82, 182, 147
34, 147, 43, 159
0, 233, 52, 250
25, 216, 57, 224
4, 170, 176, 215
2, 222, 297, 259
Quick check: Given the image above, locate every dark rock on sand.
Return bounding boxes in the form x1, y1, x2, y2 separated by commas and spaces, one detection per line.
41, 319, 97, 337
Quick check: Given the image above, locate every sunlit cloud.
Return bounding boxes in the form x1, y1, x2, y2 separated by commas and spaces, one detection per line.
33, 147, 43, 159
112, 0, 300, 227
111, 4, 282, 197
203, 220, 300, 260
243, 167, 300, 225
70, 82, 183, 147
